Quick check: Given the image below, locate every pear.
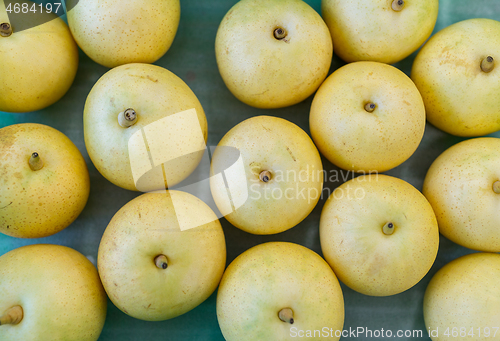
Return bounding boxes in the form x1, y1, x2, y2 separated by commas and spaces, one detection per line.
98, 190, 226, 321
217, 242, 344, 341
84, 63, 207, 192
424, 253, 500, 341
210, 116, 323, 235
320, 174, 439, 296
423, 137, 500, 252
215, 0, 332, 108
412, 18, 500, 136
0, 0, 78, 112
0, 123, 90, 238
0, 244, 107, 341
322, 0, 439, 64
310, 61, 425, 173
67, 0, 180, 68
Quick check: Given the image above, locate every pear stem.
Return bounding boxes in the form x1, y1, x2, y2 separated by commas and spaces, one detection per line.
118, 108, 138, 128
154, 254, 168, 269
0, 23, 12, 37
0, 306, 23, 326
259, 170, 272, 183
364, 102, 376, 113
29, 152, 44, 171
274, 28, 287, 40
278, 308, 294, 324
493, 181, 500, 194
481, 56, 494, 73
383, 222, 395, 235
392, 0, 404, 11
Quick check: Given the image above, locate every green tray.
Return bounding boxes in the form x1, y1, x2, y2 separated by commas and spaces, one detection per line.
1, 0, 499, 340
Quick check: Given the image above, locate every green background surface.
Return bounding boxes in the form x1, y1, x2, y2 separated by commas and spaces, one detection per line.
1, 0, 499, 340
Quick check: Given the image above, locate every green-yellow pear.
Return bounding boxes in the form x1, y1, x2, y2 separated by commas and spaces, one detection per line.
210, 116, 323, 235
98, 190, 226, 321
217, 242, 344, 341
0, 0, 78, 113
84, 63, 207, 192
310, 61, 425, 173
0, 244, 107, 341
322, 0, 438, 64
424, 252, 500, 341
215, 0, 332, 109
412, 18, 500, 136
320, 174, 439, 296
423, 137, 500, 252
0, 123, 90, 238
67, 0, 180, 68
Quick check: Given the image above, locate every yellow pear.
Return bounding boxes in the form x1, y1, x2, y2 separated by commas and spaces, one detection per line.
215, 0, 332, 108
322, 0, 438, 64
412, 18, 500, 136
0, 0, 78, 113
217, 242, 344, 341
320, 174, 439, 296
84, 63, 207, 192
210, 115, 323, 235
424, 252, 500, 341
423, 137, 500, 252
0, 244, 107, 341
67, 0, 180, 68
0, 123, 90, 238
310, 61, 425, 173
98, 190, 226, 321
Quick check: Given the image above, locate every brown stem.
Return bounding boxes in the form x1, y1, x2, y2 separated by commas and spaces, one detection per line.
493, 181, 500, 194
0, 23, 12, 37
481, 56, 494, 73
118, 108, 138, 128
278, 308, 294, 324
364, 102, 376, 113
154, 255, 168, 269
259, 170, 272, 183
274, 28, 287, 40
383, 222, 395, 235
0, 306, 23, 326
29, 152, 44, 171
392, 0, 404, 11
